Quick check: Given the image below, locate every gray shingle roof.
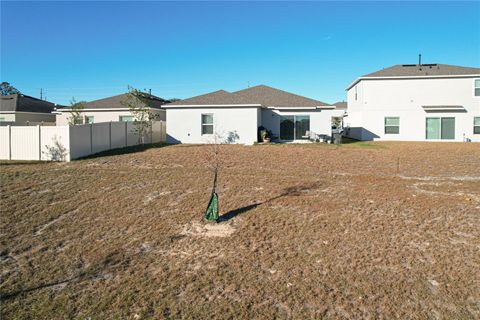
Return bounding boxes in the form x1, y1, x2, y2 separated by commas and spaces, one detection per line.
62, 93, 168, 110
347, 64, 480, 90
233, 85, 330, 108
0, 94, 56, 113
332, 101, 347, 110
362, 64, 480, 78
167, 90, 252, 105
166, 85, 330, 108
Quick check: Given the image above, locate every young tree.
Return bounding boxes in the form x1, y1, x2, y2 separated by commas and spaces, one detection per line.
203, 132, 222, 222
202, 130, 239, 222
68, 98, 86, 125
0, 82, 21, 96
121, 86, 153, 144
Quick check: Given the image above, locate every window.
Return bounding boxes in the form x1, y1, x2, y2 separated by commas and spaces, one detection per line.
0, 117, 5, 122
354, 86, 358, 101
426, 117, 455, 140
85, 116, 94, 124
384, 117, 400, 134
201, 114, 214, 135
475, 79, 480, 96
119, 115, 134, 122
474, 117, 480, 134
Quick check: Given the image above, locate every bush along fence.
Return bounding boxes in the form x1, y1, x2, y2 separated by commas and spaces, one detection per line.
0, 121, 166, 161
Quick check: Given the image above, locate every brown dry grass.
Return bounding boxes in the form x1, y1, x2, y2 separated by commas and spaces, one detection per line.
1, 142, 479, 319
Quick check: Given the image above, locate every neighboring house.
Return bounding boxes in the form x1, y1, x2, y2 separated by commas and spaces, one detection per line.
164, 85, 343, 145
333, 101, 347, 110
56, 93, 168, 125
0, 94, 57, 125
344, 63, 480, 142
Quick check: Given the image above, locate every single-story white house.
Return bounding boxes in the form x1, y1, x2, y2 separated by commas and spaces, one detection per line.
0, 94, 57, 125
56, 92, 168, 125
344, 63, 480, 142
164, 85, 343, 145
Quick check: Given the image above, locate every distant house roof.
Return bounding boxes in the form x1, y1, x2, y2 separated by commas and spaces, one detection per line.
332, 101, 347, 110
0, 94, 56, 113
347, 64, 480, 90
166, 85, 332, 109
61, 93, 169, 110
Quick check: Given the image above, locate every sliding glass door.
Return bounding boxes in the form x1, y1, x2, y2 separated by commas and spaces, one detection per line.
426, 118, 441, 139
280, 115, 310, 141
295, 116, 310, 140
426, 117, 455, 140
280, 116, 294, 140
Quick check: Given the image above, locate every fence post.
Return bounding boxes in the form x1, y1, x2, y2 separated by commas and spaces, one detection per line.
150, 121, 153, 144
38, 125, 41, 160
109, 121, 112, 149
90, 124, 93, 154
8, 125, 11, 160
125, 122, 128, 147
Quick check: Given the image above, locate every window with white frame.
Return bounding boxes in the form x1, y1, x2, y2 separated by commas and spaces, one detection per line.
119, 115, 134, 122
384, 117, 399, 134
354, 86, 358, 101
475, 79, 480, 96
474, 117, 480, 134
201, 114, 214, 135
85, 116, 94, 124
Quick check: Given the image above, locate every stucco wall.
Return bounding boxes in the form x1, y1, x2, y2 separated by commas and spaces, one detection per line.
0, 112, 55, 125
345, 77, 480, 142
167, 107, 343, 144
56, 109, 166, 126
166, 107, 259, 144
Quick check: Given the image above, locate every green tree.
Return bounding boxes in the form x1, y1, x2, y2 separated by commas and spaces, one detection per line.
68, 98, 86, 125
121, 86, 154, 144
0, 82, 21, 96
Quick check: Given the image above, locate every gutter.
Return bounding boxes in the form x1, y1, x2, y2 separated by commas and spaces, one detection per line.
162, 104, 262, 109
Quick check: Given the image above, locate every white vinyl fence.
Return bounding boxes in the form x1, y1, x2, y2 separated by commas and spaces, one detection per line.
0, 121, 166, 161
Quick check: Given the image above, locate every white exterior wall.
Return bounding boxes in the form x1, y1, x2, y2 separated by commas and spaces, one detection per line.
345, 77, 480, 142
0, 112, 56, 125
166, 107, 259, 144
261, 109, 344, 139
56, 109, 166, 126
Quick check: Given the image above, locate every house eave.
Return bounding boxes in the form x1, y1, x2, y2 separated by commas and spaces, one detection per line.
163, 104, 262, 109
346, 74, 480, 91
57, 107, 159, 112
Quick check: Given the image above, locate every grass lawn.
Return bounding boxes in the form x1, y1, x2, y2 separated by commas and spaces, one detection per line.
1, 142, 479, 319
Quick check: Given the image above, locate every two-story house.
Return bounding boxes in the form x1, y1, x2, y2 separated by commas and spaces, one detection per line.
344, 64, 480, 142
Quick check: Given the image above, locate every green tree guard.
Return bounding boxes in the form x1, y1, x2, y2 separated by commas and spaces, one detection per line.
204, 168, 219, 221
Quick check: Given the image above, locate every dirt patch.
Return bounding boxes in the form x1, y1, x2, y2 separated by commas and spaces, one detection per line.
181, 220, 236, 238
1, 142, 479, 319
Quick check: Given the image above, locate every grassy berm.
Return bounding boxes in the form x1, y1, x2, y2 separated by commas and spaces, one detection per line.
1, 142, 479, 319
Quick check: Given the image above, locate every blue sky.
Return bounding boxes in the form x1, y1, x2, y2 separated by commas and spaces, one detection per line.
1, 1, 479, 105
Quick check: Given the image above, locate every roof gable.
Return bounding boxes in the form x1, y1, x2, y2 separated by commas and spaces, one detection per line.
232, 85, 330, 108
166, 85, 331, 108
